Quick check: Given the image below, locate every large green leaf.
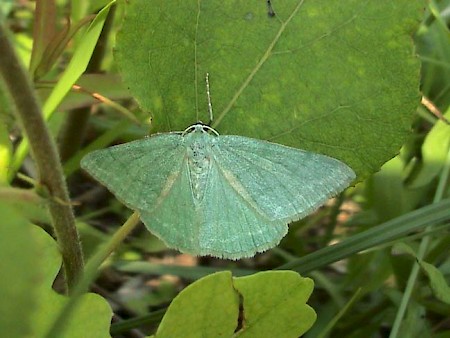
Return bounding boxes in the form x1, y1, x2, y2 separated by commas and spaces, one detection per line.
0, 187, 50, 223
0, 205, 40, 338
33, 291, 113, 338
152, 271, 315, 337
233, 271, 316, 337
154, 271, 239, 337
0, 203, 112, 338
28, 226, 113, 338
115, 0, 424, 177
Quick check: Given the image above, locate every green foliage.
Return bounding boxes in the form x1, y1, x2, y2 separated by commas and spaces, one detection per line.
29, 226, 112, 338
152, 271, 315, 338
8, 1, 116, 181
394, 243, 450, 305
419, 260, 450, 305
0, 205, 40, 338
0, 205, 112, 338
0, 121, 11, 183
152, 271, 239, 337
410, 107, 450, 188
233, 271, 316, 337
1, 0, 450, 337
116, 0, 423, 178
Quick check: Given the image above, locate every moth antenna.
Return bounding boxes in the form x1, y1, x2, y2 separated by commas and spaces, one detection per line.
206, 73, 213, 126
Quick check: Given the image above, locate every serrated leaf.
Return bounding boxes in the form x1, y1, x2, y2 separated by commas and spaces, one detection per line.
115, 0, 424, 177
155, 271, 239, 338
233, 271, 316, 337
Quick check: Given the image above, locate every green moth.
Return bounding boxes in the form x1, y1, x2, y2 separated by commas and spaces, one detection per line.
81, 124, 355, 259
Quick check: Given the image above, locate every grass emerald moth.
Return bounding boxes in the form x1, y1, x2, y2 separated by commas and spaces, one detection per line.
81, 76, 355, 259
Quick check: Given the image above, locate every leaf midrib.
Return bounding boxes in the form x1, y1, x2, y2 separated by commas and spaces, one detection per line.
211, 0, 307, 128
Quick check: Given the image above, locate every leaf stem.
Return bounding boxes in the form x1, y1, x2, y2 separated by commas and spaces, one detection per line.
0, 23, 84, 292
44, 211, 141, 338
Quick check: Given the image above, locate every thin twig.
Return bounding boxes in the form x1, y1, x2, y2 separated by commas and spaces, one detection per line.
421, 96, 449, 124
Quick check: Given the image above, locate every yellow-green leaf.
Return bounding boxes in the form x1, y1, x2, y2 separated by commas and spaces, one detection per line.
153, 271, 316, 337
233, 271, 316, 337
0, 204, 41, 338
155, 271, 239, 338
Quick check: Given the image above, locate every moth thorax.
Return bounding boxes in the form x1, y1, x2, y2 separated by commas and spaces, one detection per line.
187, 142, 211, 202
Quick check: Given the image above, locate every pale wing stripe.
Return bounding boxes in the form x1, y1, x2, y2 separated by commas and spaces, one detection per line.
213, 144, 312, 219
215, 144, 306, 219
214, 136, 355, 222
139, 160, 199, 254
228, 145, 353, 222
151, 157, 188, 212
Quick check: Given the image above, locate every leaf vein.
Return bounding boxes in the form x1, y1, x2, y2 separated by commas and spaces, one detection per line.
213, 0, 307, 127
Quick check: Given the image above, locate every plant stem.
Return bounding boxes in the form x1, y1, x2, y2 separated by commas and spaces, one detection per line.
45, 211, 141, 338
0, 23, 84, 292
